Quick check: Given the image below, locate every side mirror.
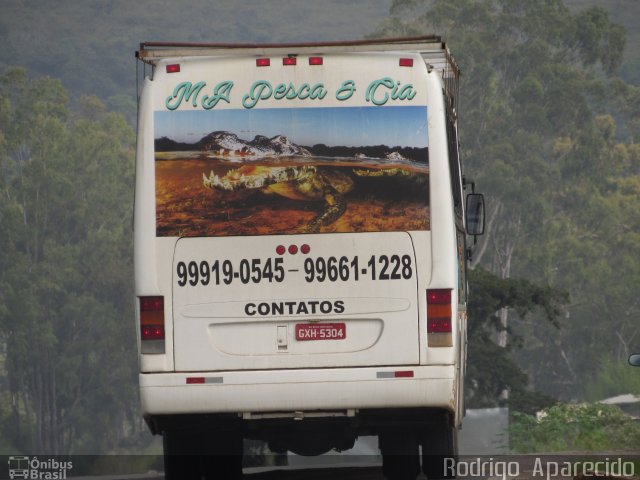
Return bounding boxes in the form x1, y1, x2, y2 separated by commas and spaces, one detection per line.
466, 193, 485, 236
630, 354, 640, 367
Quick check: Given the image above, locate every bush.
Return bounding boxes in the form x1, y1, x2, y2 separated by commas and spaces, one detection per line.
509, 402, 640, 453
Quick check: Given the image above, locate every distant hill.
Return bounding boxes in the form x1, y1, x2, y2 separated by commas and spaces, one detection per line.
0, 0, 391, 116
0, 0, 636, 121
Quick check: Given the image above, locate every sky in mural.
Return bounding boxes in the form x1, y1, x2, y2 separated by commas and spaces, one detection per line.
155, 105, 428, 148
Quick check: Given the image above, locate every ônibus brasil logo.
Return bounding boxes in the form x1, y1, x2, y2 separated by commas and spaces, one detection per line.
8, 456, 72, 479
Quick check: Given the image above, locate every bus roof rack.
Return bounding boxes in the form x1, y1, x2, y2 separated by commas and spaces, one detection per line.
136, 35, 459, 120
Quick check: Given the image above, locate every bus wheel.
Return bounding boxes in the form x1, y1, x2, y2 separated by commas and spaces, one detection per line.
379, 430, 420, 480
421, 414, 457, 480
202, 432, 243, 480
163, 430, 243, 480
163, 430, 201, 480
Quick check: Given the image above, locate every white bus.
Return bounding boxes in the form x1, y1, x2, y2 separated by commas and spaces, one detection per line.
135, 36, 484, 480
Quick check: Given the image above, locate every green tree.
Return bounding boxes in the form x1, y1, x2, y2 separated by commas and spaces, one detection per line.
0, 68, 138, 454
466, 268, 565, 413
373, 0, 639, 403
583, 358, 640, 402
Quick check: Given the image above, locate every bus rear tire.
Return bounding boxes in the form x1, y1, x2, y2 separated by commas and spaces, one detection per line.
379, 429, 421, 480
421, 413, 457, 480
163, 429, 243, 480
202, 434, 243, 480
163, 430, 200, 480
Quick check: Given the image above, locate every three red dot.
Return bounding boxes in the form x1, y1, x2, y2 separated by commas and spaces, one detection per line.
276, 244, 310, 255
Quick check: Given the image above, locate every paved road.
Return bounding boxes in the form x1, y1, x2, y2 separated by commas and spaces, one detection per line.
69, 465, 387, 480
245, 464, 387, 479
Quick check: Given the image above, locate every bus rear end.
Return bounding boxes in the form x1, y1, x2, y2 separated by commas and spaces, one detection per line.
135, 37, 469, 479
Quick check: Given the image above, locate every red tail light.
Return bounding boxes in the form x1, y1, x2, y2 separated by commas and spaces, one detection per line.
139, 296, 165, 341
140, 296, 163, 312
427, 289, 452, 334
309, 57, 323, 65
399, 58, 414, 67
141, 324, 165, 340
427, 289, 451, 304
283, 57, 297, 66
428, 318, 452, 333
166, 64, 181, 73
256, 58, 270, 67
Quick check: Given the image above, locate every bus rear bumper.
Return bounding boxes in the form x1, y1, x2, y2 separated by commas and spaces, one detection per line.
139, 365, 456, 416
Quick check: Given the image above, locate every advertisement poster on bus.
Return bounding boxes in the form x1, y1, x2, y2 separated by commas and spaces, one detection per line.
154, 105, 429, 237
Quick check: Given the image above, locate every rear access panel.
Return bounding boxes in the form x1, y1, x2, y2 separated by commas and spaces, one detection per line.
172, 232, 421, 371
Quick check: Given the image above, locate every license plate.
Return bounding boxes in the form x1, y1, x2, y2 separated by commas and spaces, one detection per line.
295, 323, 346, 341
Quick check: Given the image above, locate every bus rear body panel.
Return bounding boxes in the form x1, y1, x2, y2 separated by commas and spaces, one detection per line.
134, 39, 466, 459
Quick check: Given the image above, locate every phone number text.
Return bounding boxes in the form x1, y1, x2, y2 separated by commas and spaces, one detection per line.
303, 255, 413, 282
176, 258, 285, 286
175, 255, 413, 287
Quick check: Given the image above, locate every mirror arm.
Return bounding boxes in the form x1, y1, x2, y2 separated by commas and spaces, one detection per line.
463, 175, 476, 193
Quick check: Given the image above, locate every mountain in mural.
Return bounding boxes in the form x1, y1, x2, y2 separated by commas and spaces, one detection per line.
155, 131, 311, 158
155, 131, 428, 162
